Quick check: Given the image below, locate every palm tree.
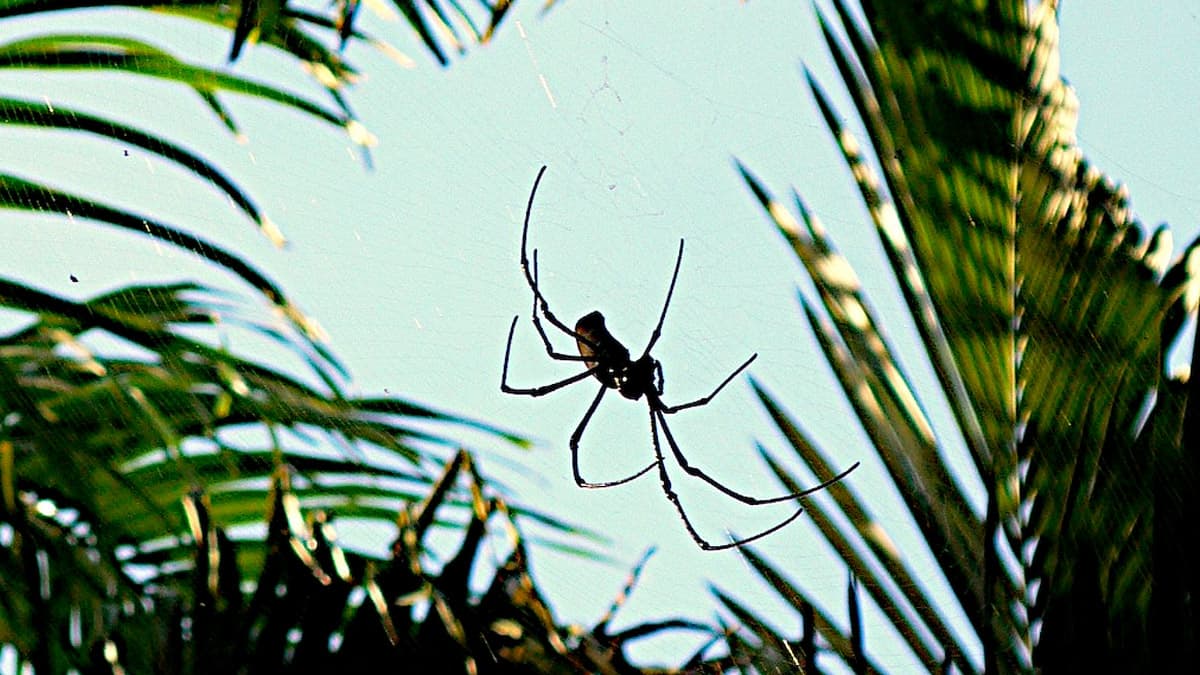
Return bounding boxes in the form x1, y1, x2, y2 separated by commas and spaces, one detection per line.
723, 0, 1199, 672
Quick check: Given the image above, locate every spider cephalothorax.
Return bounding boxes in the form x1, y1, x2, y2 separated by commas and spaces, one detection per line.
501, 166, 858, 550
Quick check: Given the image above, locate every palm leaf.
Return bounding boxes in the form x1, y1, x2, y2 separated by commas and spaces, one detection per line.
0, 32, 359, 129
1, 96, 271, 234
0, 1, 514, 69
0, 0, 525, 336
732, 0, 1199, 671
0, 278, 599, 668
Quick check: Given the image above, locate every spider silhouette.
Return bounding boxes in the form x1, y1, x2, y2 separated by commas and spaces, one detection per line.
501, 166, 858, 550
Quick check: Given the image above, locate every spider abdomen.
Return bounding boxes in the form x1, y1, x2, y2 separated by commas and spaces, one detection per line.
575, 311, 631, 369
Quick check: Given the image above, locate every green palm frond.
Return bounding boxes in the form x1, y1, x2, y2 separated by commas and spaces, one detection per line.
387, 0, 515, 64
0, 1, 513, 68
0, 0, 524, 330
731, 0, 1199, 671
1, 95, 267, 230
0, 277, 605, 668
0, 19, 365, 348
0, 32, 356, 126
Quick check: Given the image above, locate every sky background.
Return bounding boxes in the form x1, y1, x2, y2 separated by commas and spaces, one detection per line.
4, 1, 1200, 671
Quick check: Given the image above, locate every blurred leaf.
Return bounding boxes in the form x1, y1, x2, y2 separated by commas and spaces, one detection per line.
0, 33, 356, 131
732, 0, 1199, 671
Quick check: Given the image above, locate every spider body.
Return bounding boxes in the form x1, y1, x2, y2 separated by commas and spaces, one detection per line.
575, 311, 661, 401
501, 166, 857, 550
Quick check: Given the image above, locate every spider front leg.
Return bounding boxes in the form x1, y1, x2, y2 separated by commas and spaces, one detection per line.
639, 239, 685, 358
519, 166, 601, 355
649, 409, 807, 551
570, 384, 656, 489
526, 250, 597, 361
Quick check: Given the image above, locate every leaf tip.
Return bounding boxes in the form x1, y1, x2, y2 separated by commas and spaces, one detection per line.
346, 120, 378, 148
260, 216, 288, 249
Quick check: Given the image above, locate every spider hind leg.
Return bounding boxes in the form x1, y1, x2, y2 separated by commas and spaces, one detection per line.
649, 409, 815, 551
648, 408, 854, 550
570, 385, 656, 488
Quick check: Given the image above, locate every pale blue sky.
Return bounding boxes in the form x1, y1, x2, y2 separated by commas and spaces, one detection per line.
5, 1, 1198, 671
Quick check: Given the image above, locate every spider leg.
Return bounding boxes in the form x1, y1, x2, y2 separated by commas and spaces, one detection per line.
640, 239, 685, 358
519, 166, 601, 352
571, 384, 656, 488
654, 408, 859, 504
527, 250, 593, 362
657, 353, 758, 414
502, 316, 600, 395
520, 166, 549, 285
649, 408, 808, 551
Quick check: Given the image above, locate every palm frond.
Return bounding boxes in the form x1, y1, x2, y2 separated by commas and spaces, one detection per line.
0, 1, 515, 68
0, 274, 603, 667
731, 0, 1199, 671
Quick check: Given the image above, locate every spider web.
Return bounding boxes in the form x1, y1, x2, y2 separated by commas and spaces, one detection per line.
3, 0, 1198, 672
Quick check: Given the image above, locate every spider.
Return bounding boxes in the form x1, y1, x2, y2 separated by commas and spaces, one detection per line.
501, 166, 858, 551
